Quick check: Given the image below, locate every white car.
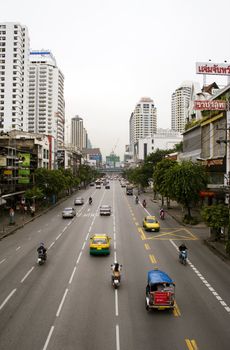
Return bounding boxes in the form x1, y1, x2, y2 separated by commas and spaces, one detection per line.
96, 184, 101, 189
74, 197, 84, 205
62, 207, 76, 218
100, 205, 112, 216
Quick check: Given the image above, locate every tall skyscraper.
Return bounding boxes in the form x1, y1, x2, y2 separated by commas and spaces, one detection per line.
171, 81, 199, 133
129, 97, 157, 152
0, 22, 30, 132
71, 116, 84, 150
28, 50, 65, 145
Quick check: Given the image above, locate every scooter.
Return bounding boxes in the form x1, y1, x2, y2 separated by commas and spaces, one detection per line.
135, 197, 139, 204
160, 210, 165, 220
179, 250, 187, 265
142, 200, 146, 208
89, 198, 92, 205
37, 252, 46, 265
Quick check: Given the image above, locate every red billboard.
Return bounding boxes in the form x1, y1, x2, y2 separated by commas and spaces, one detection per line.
193, 100, 226, 111
196, 62, 230, 76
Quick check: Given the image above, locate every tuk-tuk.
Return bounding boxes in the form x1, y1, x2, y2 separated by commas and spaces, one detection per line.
145, 269, 175, 311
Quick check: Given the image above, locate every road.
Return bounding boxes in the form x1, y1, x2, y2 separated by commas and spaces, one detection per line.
0, 180, 230, 350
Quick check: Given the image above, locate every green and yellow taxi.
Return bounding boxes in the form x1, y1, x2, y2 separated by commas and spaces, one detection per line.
89, 234, 111, 255
143, 216, 160, 232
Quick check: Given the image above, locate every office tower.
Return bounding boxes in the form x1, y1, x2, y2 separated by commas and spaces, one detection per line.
71, 115, 84, 150
171, 81, 198, 133
0, 22, 30, 131
28, 50, 65, 145
129, 97, 157, 151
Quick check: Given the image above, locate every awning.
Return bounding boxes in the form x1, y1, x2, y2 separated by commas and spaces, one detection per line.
1, 191, 25, 199
0, 198, 7, 205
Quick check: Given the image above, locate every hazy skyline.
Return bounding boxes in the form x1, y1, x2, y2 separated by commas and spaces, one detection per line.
2, 0, 230, 158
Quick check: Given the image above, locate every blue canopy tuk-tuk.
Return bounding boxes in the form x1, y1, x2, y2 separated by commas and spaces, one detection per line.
145, 269, 175, 311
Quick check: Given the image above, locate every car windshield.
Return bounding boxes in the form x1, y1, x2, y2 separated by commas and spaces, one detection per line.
93, 238, 107, 244
64, 208, 72, 211
147, 218, 156, 223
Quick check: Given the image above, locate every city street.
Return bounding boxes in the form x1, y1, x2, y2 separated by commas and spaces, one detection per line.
0, 180, 230, 350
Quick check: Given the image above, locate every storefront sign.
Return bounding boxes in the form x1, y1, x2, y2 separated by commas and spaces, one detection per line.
196, 62, 230, 76
194, 100, 226, 111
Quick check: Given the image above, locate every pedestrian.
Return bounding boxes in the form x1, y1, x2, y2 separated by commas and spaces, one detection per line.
9, 208, 15, 225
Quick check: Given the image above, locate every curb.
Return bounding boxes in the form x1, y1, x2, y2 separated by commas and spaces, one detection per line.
204, 240, 230, 262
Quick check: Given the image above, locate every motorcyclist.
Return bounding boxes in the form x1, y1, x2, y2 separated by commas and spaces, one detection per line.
89, 196, 92, 204
160, 208, 165, 219
135, 195, 139, 204
142, 199, 146, 208
37, 242, 47, 260
111, 262, 122, 281
179, 243, 188, 260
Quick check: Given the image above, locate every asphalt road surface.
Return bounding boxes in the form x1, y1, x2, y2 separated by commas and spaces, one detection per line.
0, 180, 230, 350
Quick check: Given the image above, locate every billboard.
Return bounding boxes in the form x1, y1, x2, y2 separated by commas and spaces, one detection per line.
193, 100, 227, 111
18, 168, 30, 184
18, 153, 30, 167
196, 62, 230, 76
0, 156, 7, 166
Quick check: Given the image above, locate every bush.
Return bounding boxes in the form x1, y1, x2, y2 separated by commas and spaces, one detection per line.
183, 215, 199, 225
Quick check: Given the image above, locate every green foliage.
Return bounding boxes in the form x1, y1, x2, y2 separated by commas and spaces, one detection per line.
153, 158, 177, 197
24, 187, 44, 201
225, 241, 230, 255
201, 204, 229, 228
166, 161, 208, 217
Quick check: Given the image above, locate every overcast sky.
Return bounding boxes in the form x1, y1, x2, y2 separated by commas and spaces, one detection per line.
2, 0, 230, 158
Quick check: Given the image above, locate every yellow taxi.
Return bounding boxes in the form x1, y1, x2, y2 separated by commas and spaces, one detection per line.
143, 216, 160, 232
89, 234, 111, 255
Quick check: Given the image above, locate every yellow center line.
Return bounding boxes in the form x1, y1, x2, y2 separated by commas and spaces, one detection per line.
185, 339, 198, 350
144, 243, 150, 250
173, 302, 181, 317
149, 254, 157, 263
138, 227, 146, 240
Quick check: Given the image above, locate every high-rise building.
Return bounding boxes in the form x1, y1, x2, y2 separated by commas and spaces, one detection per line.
129, 97, 157, 152
0, 22, 30, 132
171, 81, 200, 133
28, 50, 65, 145
71, 116, 84, 150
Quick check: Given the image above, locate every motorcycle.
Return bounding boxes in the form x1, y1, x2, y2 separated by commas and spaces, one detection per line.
37, 252, 46, 265
142, 200, 146, 208
179, 250, 187, 265
135, 197, 139, 204
111, 264, 122, 289
89, 198, 92, 205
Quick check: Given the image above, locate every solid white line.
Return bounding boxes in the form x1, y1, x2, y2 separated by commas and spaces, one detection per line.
69, 266, 77, 284
169, 239, 230, 315
0, 258, 6, 265
116, 324, 120, 350
56, 288, 69, 317
86, 232, 90, 240
16, 246, 21, 251
56, 233, 62, 240
48, 242, 55, 250
0, 288, 17, 311
21, 266, 34, 283
82, 241, 86, 250
76, 251, 82, 264
115, 289, 119, 316
63, 227, 67, 232
42, 325, 55, 350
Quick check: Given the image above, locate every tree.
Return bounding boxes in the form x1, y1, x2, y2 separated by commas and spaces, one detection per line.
166, 161, 208, 221
153, 158, 177, 206
201, 204, 229, 241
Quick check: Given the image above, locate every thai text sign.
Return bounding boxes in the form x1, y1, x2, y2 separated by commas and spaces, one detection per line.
194, 100, 226, 111
196, 62, 230, 76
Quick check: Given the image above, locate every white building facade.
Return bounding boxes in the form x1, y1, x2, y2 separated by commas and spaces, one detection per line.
28, 50, 65, 146
134, 129, 183, 161
129, 97, 157, 152
0, 22, 30, 132
171, 81, 200, 133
